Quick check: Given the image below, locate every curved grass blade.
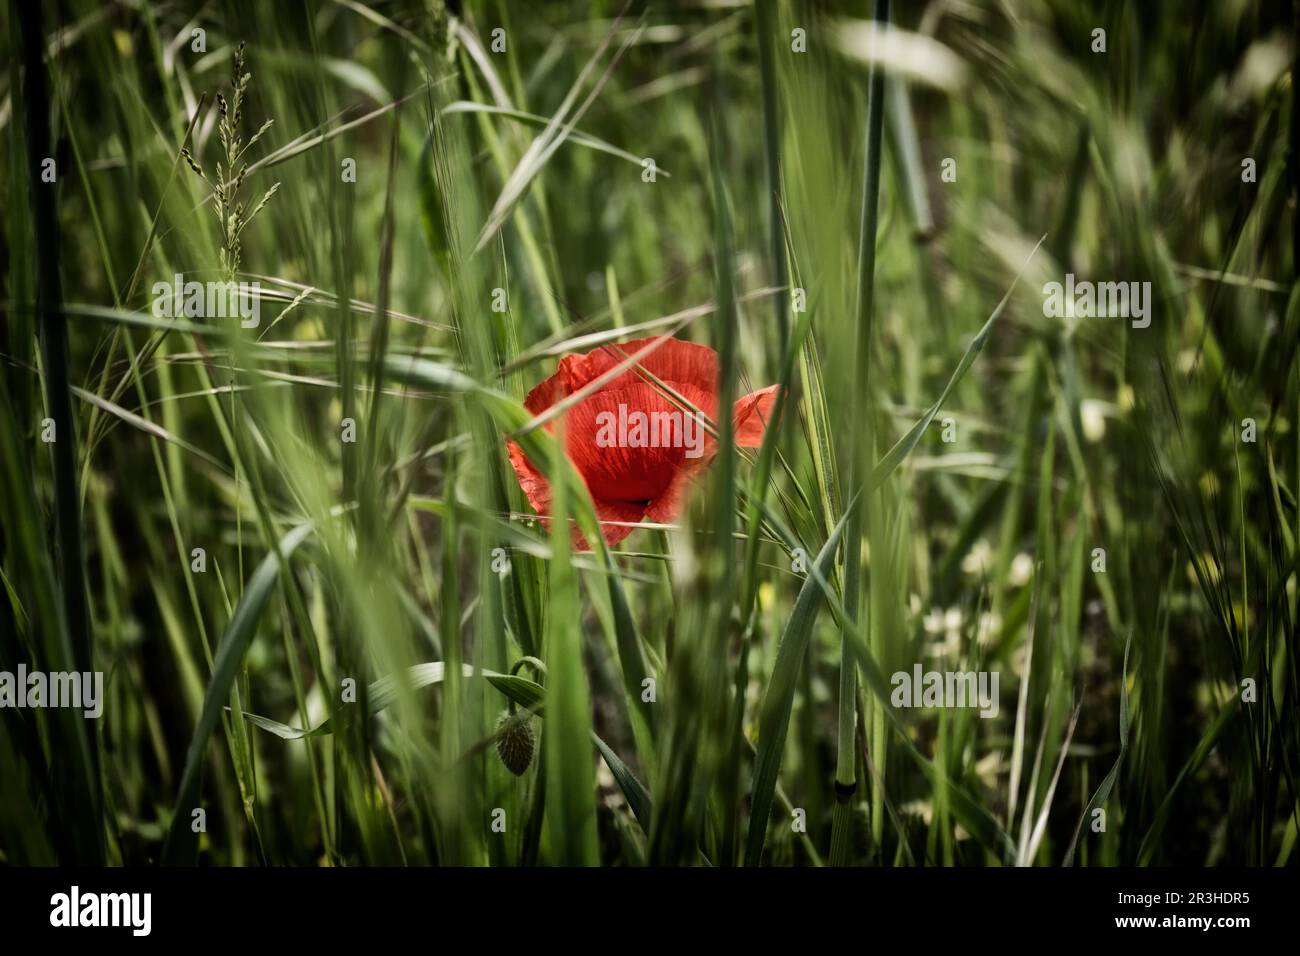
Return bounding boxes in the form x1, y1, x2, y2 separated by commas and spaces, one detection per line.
1136, 696, 1241, 865
593, 732, 652, 830
744, 504, 852, 866
1063, 633, 1132, 865
238, 662, 653, 835
782, 507, 1017, 861
442, 101, 668, 175
161, 522, 314, 865
866, 234, 1047, 493
71, 382, 233, 477
472, 13, 644, 253
238, 663, 543, 739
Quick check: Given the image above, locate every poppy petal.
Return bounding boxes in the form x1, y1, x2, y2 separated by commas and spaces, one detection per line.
506, 441, 645, 550
522, 358, 574, 415
506, 337, 779, 551
590, 499, 649, 549
733, 384, 781, 448
506, 440, 551, 516
575, 336, 719, 396
563, 382, 715, 504
644, 454, 709, 526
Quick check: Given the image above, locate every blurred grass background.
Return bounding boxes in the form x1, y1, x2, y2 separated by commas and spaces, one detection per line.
0, 0, 1297, 866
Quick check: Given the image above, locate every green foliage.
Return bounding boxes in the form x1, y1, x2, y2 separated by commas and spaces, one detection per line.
0, 0, 1296, 867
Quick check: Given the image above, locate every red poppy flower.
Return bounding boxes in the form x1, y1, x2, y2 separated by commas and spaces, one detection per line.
506, 336, 779, 549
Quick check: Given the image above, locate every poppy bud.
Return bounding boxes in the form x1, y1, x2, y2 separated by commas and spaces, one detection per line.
494, 710, 534, 776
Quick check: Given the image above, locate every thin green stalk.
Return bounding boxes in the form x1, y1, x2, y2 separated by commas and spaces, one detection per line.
831, 0, 890, 866
15, 0, 103, 865
756, 0, 789, 354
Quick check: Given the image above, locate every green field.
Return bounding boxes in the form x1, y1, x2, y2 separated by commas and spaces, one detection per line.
1, 0, 1297, 867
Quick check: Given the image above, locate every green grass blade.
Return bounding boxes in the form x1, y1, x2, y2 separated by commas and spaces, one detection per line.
541, 422, 600, 866
744, 504, 852, 866
161, 522, 314, 864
